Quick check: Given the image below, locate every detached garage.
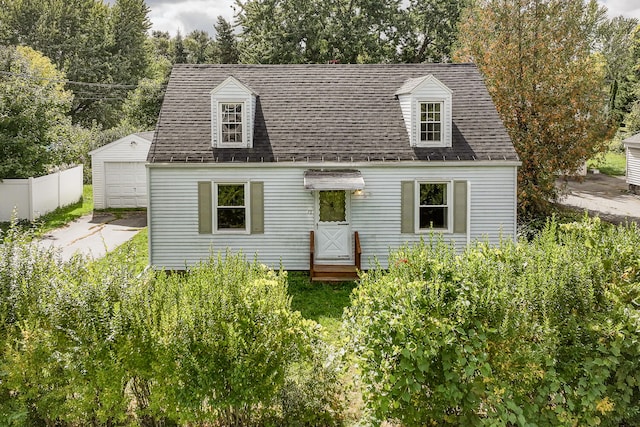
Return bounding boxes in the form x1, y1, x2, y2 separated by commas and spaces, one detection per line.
90, 132, 153, 209
624, 133, 640, 194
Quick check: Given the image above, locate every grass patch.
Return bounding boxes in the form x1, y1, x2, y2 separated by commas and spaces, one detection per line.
287, 271, 357, 342
0, 184, 94, 234
588, 151, 626, 176
94, 228, 149, 275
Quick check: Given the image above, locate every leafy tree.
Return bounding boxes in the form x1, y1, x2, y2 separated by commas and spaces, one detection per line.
0, 46, 73, 179
236, 0, 463, 64
120, 77, 166, 130
213, 16, 240, 64
0, 0, 152, 127
148, 30, 173, 63
184, 29, 214, 63
620, 25, 640, 136
236, 0, 407, 63
456, 0, 613, 214
399, 0, 466, 63
596, 16, 639, 126
110, 0, 152, 85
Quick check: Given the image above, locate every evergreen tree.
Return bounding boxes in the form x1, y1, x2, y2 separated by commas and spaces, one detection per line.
213, 16, 240, 64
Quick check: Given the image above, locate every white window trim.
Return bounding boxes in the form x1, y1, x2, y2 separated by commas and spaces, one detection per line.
415, 180, 452, 233
216, 100, 247, 148
415, 100, 446, 148
213, 181, 251, 234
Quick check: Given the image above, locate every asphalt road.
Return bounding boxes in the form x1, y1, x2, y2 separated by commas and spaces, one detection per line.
38, 211, 147, 261
556, 173, 640, 224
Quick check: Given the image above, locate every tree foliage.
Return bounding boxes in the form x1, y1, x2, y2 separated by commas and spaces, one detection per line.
213, 16, 240, 64
399, 0, 466, 63
590, 15, 639, 133
0, 46, 73, 179
456, 0, 612, 214
235, 0, 464, 64
0, 0, 151, 127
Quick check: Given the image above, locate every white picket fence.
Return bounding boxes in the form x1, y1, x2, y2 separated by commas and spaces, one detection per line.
0, 165, 83, 222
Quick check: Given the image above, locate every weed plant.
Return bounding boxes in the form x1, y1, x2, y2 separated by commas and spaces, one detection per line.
345, 217, 640, 426
0, 224, 344, 426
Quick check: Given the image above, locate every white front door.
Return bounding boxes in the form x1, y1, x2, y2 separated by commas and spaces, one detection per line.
315, 190, 351, 262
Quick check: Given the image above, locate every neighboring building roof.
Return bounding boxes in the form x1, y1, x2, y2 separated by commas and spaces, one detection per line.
135, 131, 155, 142
89, 132, 153, 156
148, 64, 518, 164
624, 133, 640, 148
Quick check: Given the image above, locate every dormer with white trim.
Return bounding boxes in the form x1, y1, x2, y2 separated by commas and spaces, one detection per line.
396, 75, 453, 148
211, 76, 257, 148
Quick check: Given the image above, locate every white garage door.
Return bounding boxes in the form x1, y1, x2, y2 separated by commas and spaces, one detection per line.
105, 162, 147, 208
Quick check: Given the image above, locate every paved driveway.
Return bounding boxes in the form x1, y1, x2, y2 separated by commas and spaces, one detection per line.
557, 174, 640, 224
39, 212, 146, 261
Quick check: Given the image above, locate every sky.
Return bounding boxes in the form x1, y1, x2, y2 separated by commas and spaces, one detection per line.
109, 0, 640, 37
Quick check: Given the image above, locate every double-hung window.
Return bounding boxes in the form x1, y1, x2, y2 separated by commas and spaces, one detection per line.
418, 182, 450, 230
419, 102, 442, 143
215, 183, 248, 232
220, 102, 244, 145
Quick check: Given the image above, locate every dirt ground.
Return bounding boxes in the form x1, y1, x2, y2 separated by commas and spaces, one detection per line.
556, 173, 640, 224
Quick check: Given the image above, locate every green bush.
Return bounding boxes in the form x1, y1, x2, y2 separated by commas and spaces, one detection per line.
0, 224, 344, 426
345, 217, 640, 426
134, 254, 344, 425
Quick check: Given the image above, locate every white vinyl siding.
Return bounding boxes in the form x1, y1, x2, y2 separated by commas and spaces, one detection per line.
148, 164, 517, 270
626, 146, 640, 188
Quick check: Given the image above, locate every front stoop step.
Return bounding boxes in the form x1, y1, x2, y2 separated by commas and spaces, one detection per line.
311, 264, 359, 282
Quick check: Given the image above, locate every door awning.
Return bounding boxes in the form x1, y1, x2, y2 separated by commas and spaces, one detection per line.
303, 169, 365, 191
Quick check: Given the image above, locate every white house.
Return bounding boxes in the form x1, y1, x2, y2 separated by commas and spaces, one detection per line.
147, 64, 520, 279
89, 132, 153, 209
624, 133, 640, 194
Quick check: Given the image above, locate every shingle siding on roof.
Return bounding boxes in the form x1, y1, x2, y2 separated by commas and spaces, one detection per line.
149, 64, 517, 164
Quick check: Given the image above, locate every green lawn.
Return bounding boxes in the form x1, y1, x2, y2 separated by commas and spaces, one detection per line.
588, 151, 626, 176
0, 184, 94, 233
287, 272, 357, 341
96, 227, 149, 275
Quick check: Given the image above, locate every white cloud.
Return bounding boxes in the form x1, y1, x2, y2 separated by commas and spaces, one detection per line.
148, 0, 236, 35
598, 0, 640, 19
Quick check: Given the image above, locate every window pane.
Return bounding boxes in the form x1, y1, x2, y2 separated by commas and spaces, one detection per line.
319, 190, 346, 222
221, 103, 243, 143
420, 207, 447, 229
218, 208, 246, 229
218, 184, 244, 206
420, 183, 446, 205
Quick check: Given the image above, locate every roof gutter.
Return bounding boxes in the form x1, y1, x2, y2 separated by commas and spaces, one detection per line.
146, 159, 521, 168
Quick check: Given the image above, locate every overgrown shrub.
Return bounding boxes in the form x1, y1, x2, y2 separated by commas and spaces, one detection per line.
345, 217, 640, 426
0, 225, 343, 426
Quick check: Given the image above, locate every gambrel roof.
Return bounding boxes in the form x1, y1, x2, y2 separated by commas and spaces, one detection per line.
148, 64, 518, 163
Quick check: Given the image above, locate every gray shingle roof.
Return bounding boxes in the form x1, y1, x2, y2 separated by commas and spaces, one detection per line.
148, 64, 518, 163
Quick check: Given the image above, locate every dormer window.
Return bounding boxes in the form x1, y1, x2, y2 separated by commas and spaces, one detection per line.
396, 75, 452, 148
211, 76, 257, 148
420, 102, 442, 143
220, 102, 244, 144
